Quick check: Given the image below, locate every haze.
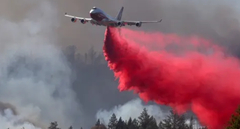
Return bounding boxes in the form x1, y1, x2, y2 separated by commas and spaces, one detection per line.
0, 0, 240, 128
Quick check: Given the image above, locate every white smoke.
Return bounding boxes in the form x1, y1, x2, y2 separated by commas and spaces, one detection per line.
96, 99, 204, 128
0, 0, 82, 129
0, 109, 41, 129
96, 98, 168, 124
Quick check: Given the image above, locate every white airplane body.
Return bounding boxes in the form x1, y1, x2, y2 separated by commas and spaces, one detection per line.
64, 7, 162, 27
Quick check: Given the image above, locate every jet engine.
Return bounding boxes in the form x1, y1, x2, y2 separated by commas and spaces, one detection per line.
71, 18, 77, 23
117, 22, 123, 26
136, 22, 142, 27
80, 19, 87, 24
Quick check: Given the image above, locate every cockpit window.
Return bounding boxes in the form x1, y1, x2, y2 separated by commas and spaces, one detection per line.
92, 7, 97, 9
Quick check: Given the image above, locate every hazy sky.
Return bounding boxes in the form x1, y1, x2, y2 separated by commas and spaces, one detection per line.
0, 0, 240, 129
1, 0, 240, 53
54, 0, 240, 54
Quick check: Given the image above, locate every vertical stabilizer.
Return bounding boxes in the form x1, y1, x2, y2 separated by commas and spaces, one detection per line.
116, 7, 124, 20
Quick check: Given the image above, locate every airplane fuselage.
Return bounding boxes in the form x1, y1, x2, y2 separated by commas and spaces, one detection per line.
89, 7, 123, 27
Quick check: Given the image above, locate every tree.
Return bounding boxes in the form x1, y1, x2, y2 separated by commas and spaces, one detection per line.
116, 117, 127, 129
159, 109, 187, 129
48, 121, 60, 129
63, 45, 77, 66
146, 116, 158, 129
187, 116, 193, 129
127, 117, 132, 125
88, 46, 97, 64
226, 105, 240, 129
108, 113, 118, 129
132, 118, 139, 129
127, 118, 139, 129
68, 126, 72, 129
96, 119, 101, 126
138, 108, 152, 129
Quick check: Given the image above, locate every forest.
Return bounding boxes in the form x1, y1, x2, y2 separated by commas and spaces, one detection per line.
48, 108, 207, 129
47, 106, 240, 129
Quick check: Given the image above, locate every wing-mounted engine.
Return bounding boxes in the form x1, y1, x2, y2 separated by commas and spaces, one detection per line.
117, 21, 125, 27
71, 18, 77, 23
80, 19, 87, 24
136, 22, 142, 27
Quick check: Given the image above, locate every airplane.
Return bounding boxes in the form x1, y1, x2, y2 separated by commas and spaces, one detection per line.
64, 6, 162, 27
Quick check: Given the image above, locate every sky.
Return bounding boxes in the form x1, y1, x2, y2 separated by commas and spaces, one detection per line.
0, 0, 240, 129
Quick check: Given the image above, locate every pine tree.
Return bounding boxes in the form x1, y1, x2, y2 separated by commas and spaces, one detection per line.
116, 117, 127, 129
48, 121, 60, 129
138, 108, 151, 129
159, 109, 187, 129
96, 119, 101, 126
108, 113, 118, 129
127, 117, 134, 129
127, 117, 133, 126
68, 126, 72, 129
146, 116, 158, 129
131, 118, 139, 129
226, 105, 240, 129
187, 116, 193, 129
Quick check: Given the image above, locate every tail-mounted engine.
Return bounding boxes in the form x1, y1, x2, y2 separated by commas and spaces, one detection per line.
71, 18, 77, 23
136, 22, 142, 27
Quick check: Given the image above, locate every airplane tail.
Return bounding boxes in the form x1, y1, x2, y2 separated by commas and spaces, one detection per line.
116, 7, 124, 20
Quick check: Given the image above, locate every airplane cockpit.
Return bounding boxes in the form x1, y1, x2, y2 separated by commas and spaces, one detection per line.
90, 6, 99, 14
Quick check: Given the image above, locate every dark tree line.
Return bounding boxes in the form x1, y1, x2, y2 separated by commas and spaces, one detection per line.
47, 108, 208, 129
92, 108, 207, 129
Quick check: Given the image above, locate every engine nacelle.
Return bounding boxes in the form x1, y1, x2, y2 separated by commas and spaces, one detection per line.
136, 22, 142, 27
71, 18, 77, 23
117, 22, 124, 26
80, 19, 87, 24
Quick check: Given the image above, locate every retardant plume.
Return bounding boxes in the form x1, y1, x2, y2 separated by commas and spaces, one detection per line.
103, 27, 240, 129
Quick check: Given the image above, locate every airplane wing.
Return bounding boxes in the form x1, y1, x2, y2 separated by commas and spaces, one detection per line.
64, 13, 92, 21
122, 19, 162, 25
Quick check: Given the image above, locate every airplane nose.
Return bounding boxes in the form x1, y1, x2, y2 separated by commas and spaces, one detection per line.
89, 9, 95, 14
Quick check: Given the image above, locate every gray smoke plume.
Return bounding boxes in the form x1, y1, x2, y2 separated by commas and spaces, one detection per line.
0, 102, 18, 115
0, 0, 81, 128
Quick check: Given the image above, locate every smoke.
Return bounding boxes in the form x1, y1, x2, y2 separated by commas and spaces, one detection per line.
0, 0, 82, 128
3, 0, 240, 128
96, 98, 168, 124
103, 27, 240, 129
0, 102, 18, 115
0, 109, 41, 129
